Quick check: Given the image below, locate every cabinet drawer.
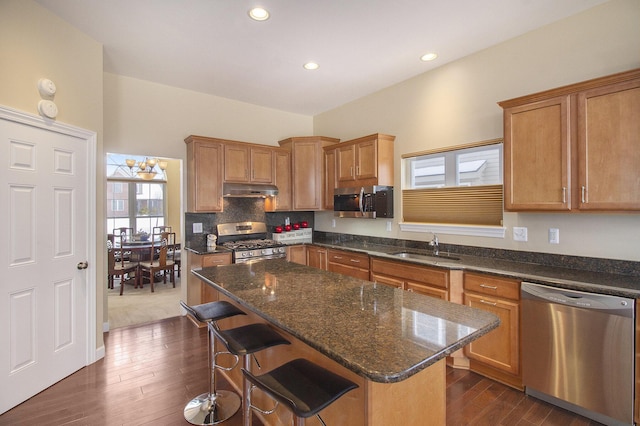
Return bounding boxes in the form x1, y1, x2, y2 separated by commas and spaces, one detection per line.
370, 258, 448, 289
202, 253, 232, 267
327, 249, 369, 268
464, 272, 520, 300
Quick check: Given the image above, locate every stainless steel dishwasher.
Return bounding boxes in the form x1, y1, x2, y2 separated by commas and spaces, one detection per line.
521, 282, 634, 426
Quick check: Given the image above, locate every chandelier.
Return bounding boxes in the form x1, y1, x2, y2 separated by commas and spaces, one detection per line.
125, 157, 168, 181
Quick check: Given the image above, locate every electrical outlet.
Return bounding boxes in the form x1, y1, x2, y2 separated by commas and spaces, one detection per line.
549, 228, 560, 244
193, 222, 203, 233
386, 221, 392, 232
513, 226, 528, 242
331, 219, 336, 228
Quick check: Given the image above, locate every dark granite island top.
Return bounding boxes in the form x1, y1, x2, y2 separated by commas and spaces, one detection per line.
193, 259, 499, 384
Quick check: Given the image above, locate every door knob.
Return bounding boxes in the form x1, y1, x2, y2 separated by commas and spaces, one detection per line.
77, 261, 88, 270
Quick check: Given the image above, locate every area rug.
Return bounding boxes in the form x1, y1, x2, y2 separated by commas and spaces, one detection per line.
107, 276, 182, 330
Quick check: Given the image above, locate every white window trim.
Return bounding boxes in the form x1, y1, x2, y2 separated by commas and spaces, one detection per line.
399, 222, 506, 238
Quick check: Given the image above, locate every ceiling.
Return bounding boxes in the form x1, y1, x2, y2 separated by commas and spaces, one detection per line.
36, 0, 608, 116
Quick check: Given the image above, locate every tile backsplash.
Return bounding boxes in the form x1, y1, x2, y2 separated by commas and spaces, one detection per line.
185, 198, 314, 246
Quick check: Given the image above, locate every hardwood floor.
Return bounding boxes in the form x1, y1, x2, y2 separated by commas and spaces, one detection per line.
0, 316, 602, 426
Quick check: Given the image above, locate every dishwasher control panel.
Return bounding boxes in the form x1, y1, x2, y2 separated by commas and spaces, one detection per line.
521, 282, 633, 315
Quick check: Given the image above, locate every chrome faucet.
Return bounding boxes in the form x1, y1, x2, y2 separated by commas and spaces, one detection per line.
429, 233, 439, 255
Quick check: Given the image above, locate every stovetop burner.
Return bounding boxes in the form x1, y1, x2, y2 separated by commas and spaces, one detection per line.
222, 239, 285, 250
217, 222, 287, 263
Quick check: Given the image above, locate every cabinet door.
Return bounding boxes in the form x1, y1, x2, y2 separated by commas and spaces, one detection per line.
286, 245, 306, 265
224, 144, 249, 182
187, 141, 223, 212
324, 148, 336, 210
292, 141, 322, 210
273, 150, 291, 211
251, 147, 274, 183
577, 80, 640, 210
407, 281, 448, 300
504, 96, 571, 211
355, 139, 377, 180
306, 246, 327, 270
464, 292, 520, 375
337, 144, 356, 184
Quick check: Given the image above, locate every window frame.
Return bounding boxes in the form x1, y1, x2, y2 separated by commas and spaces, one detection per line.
400, 138, 506, 238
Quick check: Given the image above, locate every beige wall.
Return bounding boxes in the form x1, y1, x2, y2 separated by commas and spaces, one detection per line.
102, 74, 313, 324
0, 0, 106, 348
313, 0, 640, 262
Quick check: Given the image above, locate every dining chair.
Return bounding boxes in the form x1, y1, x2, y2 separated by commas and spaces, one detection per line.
107, 237, 138, 295
138, 231, 177, 292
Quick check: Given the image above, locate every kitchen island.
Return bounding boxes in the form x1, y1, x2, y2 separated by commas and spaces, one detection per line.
193, 259, 499, 425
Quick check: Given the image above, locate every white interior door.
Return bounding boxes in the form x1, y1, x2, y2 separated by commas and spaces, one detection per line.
0, 108, 96, 414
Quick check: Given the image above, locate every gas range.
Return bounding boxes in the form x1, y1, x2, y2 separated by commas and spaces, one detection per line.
217, 222, 287, 263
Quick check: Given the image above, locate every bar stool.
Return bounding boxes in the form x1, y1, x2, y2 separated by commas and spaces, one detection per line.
180, 300, 246, 425
242, 358, 359, 426
210, 323, 291, 426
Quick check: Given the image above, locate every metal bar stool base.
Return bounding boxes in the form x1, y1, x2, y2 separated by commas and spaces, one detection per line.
184, 390, 241, 425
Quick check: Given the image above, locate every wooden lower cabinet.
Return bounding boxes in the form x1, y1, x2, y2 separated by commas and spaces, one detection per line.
286, 244, 307, 265
463, 272, 522, 389
185, 251, 232, 305
306, 245, 328, 270
327, 249, 370, 280
369, 257, 449, 300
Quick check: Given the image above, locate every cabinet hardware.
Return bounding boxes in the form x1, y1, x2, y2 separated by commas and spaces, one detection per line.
480, 284, 498, 290
333, 255, 342, 259
350, 259, 360, 263
581, 186, 586, 203
350, 166, 353, 177
480, 299, 497, 306
562, 187, 566, 203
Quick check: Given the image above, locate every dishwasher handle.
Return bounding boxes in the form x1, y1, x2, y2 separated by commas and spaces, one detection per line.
521, 282, 634, 318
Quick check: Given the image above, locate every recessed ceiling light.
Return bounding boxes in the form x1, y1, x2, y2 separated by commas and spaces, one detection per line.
303, 62, 319, 70
420, 52, 438, 62
249, 7, 269, 21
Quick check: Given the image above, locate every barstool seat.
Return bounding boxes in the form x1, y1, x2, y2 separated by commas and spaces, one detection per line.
242, 358, 358, 425
180, 300, 246, 426
211, 323, 290, 426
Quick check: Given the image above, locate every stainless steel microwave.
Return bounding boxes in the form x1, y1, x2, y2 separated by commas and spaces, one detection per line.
334, 186, 393, 218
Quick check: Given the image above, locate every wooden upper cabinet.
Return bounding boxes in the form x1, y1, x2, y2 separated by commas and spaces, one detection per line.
577, 79, 640, 210
271, 149, 292, 211
335, 133, 395, 188
323, 147, 337, 210
499, 68, 640, 212
502, 96, 571, 211
278, 136, 340, 211
185, 136, 223, 212
224, 143, 274, 184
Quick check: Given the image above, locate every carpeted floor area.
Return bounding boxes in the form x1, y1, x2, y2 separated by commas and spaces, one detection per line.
107, 275, 182, 329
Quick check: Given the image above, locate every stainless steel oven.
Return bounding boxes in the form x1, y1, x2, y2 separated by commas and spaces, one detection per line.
217, 222, 286, 263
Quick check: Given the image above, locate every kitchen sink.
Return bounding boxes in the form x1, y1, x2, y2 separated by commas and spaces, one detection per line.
390, 251, 460, 261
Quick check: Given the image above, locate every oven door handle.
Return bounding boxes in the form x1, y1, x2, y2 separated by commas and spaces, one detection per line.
359, 187, 365, 216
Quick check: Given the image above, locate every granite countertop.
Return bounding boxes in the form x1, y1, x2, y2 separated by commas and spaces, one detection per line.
193, 259, 500, 383
312, 241, 640, 298
184, 244, 232, 255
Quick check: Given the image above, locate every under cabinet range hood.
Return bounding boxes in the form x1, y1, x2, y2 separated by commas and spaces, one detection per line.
222, 182, 278, 198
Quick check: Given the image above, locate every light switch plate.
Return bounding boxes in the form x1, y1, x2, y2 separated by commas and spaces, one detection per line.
193, 222, 203, 233
513, 226, 528, 242
549, 228, 560, 244
386, 221, 392, 232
